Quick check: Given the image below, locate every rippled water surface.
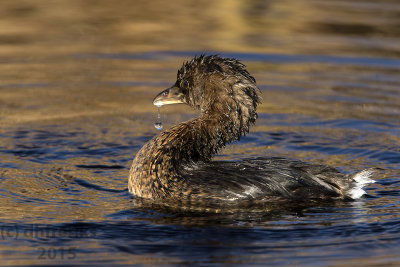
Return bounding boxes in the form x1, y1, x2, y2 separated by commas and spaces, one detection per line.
0, 0, 400, 266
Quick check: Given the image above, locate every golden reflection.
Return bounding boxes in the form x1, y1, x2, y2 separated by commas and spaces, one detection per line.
1, 0, 399, 126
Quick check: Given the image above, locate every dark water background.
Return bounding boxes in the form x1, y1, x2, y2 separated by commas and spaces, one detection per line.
0, 0, 399, 266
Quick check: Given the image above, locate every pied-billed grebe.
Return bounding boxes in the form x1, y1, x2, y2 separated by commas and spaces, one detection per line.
129, 55, 374, 208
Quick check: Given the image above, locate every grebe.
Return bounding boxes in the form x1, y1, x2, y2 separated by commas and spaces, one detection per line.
129, 55, 374, 208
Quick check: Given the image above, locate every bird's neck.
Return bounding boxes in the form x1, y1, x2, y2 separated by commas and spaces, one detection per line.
157, 110, 245, 165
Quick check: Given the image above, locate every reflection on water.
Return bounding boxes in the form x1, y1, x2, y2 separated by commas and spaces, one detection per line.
0, 0, 400, 266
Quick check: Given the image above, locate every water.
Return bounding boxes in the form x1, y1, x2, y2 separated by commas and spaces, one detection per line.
0, 0, 400, 266
154, 106, 163, 130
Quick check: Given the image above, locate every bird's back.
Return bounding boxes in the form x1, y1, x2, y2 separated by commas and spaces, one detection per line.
178, 157, 366, 204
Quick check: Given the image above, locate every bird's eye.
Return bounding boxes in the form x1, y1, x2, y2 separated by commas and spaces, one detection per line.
183, 80, 189, 88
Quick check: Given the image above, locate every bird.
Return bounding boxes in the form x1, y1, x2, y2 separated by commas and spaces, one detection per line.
128, 55, 374, 209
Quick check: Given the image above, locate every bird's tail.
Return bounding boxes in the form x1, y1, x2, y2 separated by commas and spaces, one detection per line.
347, 169, 376, 199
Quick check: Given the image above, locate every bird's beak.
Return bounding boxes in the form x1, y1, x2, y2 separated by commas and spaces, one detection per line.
153, 86, 185, 107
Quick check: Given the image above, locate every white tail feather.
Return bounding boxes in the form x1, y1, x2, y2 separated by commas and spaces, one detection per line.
348, 169, 375, 199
